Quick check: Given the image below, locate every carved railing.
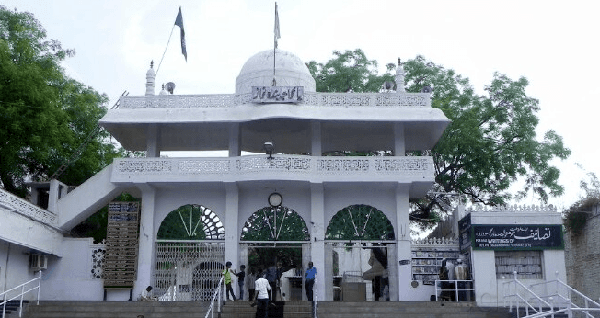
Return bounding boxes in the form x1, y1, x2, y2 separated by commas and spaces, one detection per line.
119, 92, 431, 109
411, 237, 459, 246
467, 204, 558, 213
0, 188, 58, 225
111, 155, 433, 182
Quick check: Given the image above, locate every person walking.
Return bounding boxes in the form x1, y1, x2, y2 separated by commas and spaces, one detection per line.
247, 268, 257, 301
305, 261, 317, 301
252, 271, 272, 318
236, 265, 246, 300
223, 261, 237, 301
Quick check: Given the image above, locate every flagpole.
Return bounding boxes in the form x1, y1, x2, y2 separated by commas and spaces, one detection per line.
272, 2, 277, 86
156, 24, 177, 76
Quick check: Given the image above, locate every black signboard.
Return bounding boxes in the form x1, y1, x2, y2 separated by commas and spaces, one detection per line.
458, 213, 472, 253
471, 224, 563, 250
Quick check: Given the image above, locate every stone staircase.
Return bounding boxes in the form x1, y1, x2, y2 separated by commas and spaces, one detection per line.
21, 300, 517, 318
317, 301, 514, 318
23, 301, 211, 318
220, 301, 312, 318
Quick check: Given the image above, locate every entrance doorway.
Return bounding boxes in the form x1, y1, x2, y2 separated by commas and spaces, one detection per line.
244, 244, 305, 301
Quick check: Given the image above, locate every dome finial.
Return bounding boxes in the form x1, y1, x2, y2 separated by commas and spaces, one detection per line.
396, 58, 405, 93
145, 61, 156, 96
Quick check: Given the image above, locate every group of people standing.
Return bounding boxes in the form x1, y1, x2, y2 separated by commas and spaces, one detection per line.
222, 261, 317, 318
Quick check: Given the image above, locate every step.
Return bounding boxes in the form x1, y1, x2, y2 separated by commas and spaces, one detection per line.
25, 301, 212, 318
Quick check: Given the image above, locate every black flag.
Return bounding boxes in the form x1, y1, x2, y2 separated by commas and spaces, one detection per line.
175, 7, 187, 61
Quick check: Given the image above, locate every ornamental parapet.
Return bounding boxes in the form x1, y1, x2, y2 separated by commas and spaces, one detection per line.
467, 204, 558, 213
119, 92, 431, 109
0, 188, 58, 225
110, 155, 434, 183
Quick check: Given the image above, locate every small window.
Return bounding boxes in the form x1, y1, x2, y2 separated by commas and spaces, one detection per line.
495, 250, 543, 279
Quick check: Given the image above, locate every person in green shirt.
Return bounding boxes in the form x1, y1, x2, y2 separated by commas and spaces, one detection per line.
223, 261, 237, 301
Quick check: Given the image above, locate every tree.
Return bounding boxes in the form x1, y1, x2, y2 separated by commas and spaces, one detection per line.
308, 51, 570, 227
0, 6, 122, 197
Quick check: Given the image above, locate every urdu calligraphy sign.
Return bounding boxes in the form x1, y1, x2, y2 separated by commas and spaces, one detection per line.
252, 86, 304, 103
471, 224, 563, 250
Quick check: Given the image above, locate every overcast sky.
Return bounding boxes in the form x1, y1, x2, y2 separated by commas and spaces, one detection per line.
3, 0, 599, 210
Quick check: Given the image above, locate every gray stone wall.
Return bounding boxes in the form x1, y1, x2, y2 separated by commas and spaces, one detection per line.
564, 204, 600, 303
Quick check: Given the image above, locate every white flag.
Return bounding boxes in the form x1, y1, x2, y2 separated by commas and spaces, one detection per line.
274, 2, 281, 48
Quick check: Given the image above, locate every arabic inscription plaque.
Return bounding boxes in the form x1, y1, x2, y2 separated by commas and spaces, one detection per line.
471, 224, 563, 250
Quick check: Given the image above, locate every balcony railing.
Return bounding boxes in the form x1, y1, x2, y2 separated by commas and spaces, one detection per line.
119, 92, 431, 109
110, 155, 434, 183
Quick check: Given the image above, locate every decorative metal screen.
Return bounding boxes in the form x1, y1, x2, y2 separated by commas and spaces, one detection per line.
326, 204, 395, 240
154, 241, 225, 301
240, 206, 309, 241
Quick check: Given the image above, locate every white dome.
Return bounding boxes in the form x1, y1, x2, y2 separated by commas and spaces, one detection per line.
236, 49, 316, 94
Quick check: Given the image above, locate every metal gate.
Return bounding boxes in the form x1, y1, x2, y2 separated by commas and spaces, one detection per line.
154, 241, 225, 301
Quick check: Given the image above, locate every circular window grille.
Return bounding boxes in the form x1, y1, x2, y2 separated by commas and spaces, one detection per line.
326, 204, 395, 240
157, 204, 224, 240
240, 206, 309, 241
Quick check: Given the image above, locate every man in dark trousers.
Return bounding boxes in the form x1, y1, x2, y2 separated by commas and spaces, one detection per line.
305, 261, 317, 301
252, 271, 272, 318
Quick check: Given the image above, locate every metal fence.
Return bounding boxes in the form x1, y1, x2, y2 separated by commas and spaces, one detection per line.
154, 241, 225, 301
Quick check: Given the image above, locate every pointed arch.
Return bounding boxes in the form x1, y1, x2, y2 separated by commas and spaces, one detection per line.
157, 204, 224, 240
240, 206, 309, 241
326, 204, 395, 240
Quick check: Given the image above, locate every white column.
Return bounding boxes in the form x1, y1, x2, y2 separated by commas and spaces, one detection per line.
133, 184, 156, 298
310, 182, 327, 300
395, 183, 411, 300
311, 120, 322, 156
394, 122, 405, 156
146, 124, 160, 157
229, 123, 241, 157
224, 183, 239, 268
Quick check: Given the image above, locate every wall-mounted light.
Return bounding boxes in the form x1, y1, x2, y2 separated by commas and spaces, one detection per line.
263, 141, 274, 160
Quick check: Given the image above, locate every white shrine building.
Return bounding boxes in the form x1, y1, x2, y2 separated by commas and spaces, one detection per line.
0, 48, 570, 305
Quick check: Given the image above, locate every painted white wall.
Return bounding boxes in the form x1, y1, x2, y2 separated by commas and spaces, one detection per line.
469, 210, 566, 307
0, 242, 37, 298
0, 207, 62, 256
40, 238, 104, 301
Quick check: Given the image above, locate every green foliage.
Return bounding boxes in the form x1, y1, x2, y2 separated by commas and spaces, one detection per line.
307, 49, 395, 93
325, 205, 395, 240
70, 192, 139, 243
309, 51, 571, 224
0, 6, 122, 197
563, 172, 600, 236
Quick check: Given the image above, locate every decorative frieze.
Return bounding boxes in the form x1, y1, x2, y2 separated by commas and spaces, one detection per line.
119, 92, 431, 109
178, 159, 230, 174
112, 155, 433, 182
374, 158, 430, 172
0, 189, 57, 225
467, 204, 558, 213
236, 156, 311, 172
317, 158, 370, 173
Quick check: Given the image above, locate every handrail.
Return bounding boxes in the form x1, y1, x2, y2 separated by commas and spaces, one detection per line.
204, 276, 224, 318
0, 271, 42, 317
434, 279, 474, 301
313, 277, 318, 318
502, 271, 552, 318
520, 272, 600, 318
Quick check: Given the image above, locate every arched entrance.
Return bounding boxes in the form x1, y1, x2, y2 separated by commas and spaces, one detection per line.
325, 204, 396, 301
154, 204, 225, 301
240, 205, 309, 301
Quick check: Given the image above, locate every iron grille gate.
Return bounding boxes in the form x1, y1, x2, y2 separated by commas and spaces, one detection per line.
154, 241, 225, 301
